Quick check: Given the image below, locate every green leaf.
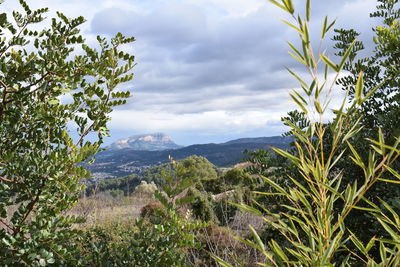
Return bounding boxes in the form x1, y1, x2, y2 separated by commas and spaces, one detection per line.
285, 67, 308, 88
272, 146, 300, 164
338, 40, 356, 71
321, 16, 328, 38
267, 0, 287, 12
320, 54, 339, 72
0, 13, 6, 26
270, 239, 289, 262
355, 71, 364, 105
211, 255, 234, 267
314, 101, 323, 114
282, 0, 295, 14
290, 92, 308, 114
230, 203, 263, 216
287, 41, 305, 60
48, 99, 59, 105
282, 19, 301, 33
349, 232, 366, 254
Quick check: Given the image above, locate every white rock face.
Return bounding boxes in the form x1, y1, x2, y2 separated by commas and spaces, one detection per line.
109, 133, 181, 151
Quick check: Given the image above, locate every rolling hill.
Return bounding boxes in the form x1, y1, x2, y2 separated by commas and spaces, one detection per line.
87, 135, 292, 179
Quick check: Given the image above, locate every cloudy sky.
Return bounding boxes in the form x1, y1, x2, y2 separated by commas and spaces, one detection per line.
4, 0, 379, 145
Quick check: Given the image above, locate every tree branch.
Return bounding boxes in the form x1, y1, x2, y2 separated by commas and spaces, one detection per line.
0, 218, 15, 234
0, 176, 23, 184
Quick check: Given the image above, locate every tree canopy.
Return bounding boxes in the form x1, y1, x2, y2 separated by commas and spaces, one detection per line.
0, 0, 134, 265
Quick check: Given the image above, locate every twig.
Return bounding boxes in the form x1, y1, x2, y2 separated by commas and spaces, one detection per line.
0, 176, 23, 184
0, 218, 15, 233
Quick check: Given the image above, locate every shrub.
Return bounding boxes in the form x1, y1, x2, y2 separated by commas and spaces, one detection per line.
187, 188, 216, 222
0, 1, 134, 265
214, 0, 400, 265
140, 202, 166, 222
132, 181, 157, 199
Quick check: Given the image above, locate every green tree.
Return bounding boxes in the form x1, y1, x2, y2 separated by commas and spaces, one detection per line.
142, 155, 218, 187
0, 1, 134, 265
243, 0, 399, 261
214, 0, 399, 265
329, 0, 400, 254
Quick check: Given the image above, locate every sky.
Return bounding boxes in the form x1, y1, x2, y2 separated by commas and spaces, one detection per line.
3, 0, 379, 145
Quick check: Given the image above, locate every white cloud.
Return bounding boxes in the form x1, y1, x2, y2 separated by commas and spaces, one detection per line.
110, 109, 287, 134
1, 0, 379, 144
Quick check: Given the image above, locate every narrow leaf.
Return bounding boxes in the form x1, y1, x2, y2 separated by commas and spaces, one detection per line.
355, 71, 364, 105
320, 54, 339, 72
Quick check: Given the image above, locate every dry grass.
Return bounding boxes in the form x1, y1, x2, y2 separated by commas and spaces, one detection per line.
70, 192, 155, 227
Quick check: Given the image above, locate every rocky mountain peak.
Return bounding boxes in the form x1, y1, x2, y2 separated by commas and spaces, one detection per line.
109, 133, 181, 151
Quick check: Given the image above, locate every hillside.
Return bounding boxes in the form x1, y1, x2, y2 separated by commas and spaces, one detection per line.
87, 136, 292, 179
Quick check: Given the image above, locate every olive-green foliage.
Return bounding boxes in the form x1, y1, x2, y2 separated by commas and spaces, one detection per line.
71, 222, 138, 266
140, 202, 167, 221
132, 180, 157, 198
191, 167, 255, 225
85, 174, 139, 197
213, 189, 246, 226
73, 215, 198, 267
334, 0, 399, 139
214, 0, 400, 266
259, 0, 400, 261
73, 158, 209, 266
181, 155, 219, 182
142, 155, 218, 187
187, 188, 215, 222
0, 1, 134, 265
144, 157, 210, 266
329, 2, 400, 257
201, 167, 254, 195
220, 168, 254, 188
109, 189, 124, 199
141, 163, 173, 186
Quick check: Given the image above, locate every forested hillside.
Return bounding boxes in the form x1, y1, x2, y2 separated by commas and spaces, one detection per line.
87, 136, 292, 179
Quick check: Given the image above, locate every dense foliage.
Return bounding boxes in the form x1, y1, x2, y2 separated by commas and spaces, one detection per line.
73, 158, 209, 266
216, 0, 399, 265
0, 1, 134, 265
328, 1, 400, 256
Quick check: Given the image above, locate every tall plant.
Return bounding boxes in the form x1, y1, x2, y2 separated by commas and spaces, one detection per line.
0, 0, 134, 265
214, 0, 399, 265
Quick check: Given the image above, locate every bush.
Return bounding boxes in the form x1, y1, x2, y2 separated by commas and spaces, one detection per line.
0, 1, 134, 265
109, 189, 124, 199
187, 188, 216, 222
214, 0, 400, 266
73, 218, 194, 267
140, 202, 167, 222
132, 181, 157, 199
213, 188, 246, 226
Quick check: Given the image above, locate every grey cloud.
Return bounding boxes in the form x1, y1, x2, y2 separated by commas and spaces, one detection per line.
91, 0, 379, 117
92, 4, 208, 47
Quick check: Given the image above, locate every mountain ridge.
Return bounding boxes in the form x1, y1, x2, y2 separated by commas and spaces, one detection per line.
88, 135, 292, 179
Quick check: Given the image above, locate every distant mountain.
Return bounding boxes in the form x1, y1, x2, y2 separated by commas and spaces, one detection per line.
109, 133, 182, 151
88, 135, 292, 179
224, 136, 292, 145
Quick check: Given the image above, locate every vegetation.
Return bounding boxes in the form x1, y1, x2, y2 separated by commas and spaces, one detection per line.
214, 0, 400, 265
0, 0, 134, 265
73, 158, 209, 266
1, 0, 398, 266
84, 174, 140, 197
330, 2, 400, 253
